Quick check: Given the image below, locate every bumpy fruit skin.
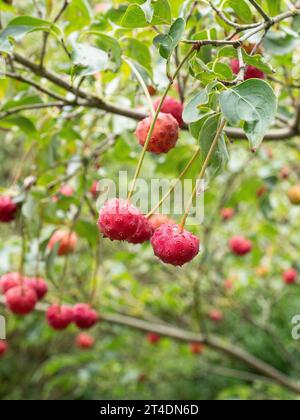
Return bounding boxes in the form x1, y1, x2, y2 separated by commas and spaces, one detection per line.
220, 208, 235, 221
5, 286, 37, 315
73, 303, 98, 329
46, 304, 74, 330
0, 340, 8, 357
0, 272, 23, 293
0, 196, 17, 223
190, 342, 204, 355
229, 236, 252, 256
149, 214, 176, 230
98, 199, 152, 244
136, 113, 179, 154
25, 277, 48, 300
76, 333, 95, 349
127, 215, 153, 244
209, 310, 223, 322
147, 332, 160, 344
231, 59, 265, 80
283, 268, 297, 285
154, 97, 184, 128
288, 185, 300, 205
151, 224, 200, 266
47, 230, 78, 256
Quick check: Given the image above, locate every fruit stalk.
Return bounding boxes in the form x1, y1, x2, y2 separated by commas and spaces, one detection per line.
179, 118, 227, 230
127, 47, 195, 201
146, 147, 200, 218
123, 57, 155, 117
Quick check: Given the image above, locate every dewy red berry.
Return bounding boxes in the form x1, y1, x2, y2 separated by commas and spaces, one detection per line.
0, 340, 8, 357
98, 198, 151, 244
229, 236, 252, 256
0, 272, 23, 293
0, 196, 18, 223
46, 304, 74, 330
146, 332, 160, 344
151, 224, 200, 266
231, 59, 265, 80
283, 268, 297, 285
25, 277, 48, 300
76, 332, 95, 350
135, 113, 179, 154
127, 214, 153, 244
47, 230, 78, 256
5, 286, 37, 315
73, 303, 98, 329
154, 96, 184, 128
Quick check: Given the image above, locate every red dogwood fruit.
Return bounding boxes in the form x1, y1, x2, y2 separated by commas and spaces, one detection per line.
151, 224, 200, 266
135, 113, 179, 154
154, 96, 184, 127
46, 304, 74, 330
73, 303, 98, 329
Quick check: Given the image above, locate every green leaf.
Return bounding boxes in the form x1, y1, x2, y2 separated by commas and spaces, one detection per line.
0, 115, 37, 135
220, 79, 277, 150
226, 0, 252, 23
265, 0, 281, 16
199, 114, 229, 176
64, 0, 92, 34
0, 16, 62, 52
121, 0, 171, 28
1, 95, 43, 111
126, 38, 152, 78
71, 43, 109, 78
218, 46, 274, 74
154, 17, 185, 59
183, 90, 209, 123
75, 220, 99, 247
82, 31, 122, 71
263, 30, 297, 56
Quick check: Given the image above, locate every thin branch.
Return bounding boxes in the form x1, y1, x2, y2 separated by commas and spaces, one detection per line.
40, 0, 70, 68
0, 102, 68, 120
249, 0, 272, 22
208, 0, 261, 30
1, 70, 70, 103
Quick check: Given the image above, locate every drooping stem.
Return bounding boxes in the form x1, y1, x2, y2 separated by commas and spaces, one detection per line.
146, 147, 200, 218
123, 57, 155, 117
127, 47, 195, 201
179, 118, 227, 230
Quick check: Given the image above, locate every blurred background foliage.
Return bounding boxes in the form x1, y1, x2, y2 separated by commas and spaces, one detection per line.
0, 0, 300, 400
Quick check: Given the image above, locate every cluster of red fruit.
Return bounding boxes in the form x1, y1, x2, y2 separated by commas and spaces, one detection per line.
98, 198, 200, 266
98, 97, 202, 266
0, 272, 48, 315
46, 303, 98, 331
0, 272, 98, 330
